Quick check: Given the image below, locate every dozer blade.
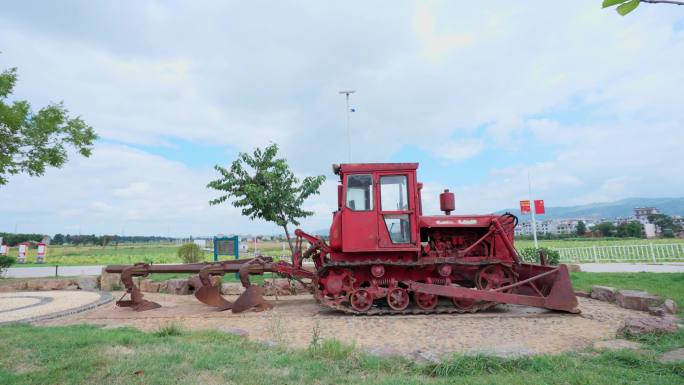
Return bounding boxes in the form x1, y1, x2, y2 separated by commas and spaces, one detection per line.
232, 285, 272, 313
409, 264, 580, 313
194, 285, 234, 311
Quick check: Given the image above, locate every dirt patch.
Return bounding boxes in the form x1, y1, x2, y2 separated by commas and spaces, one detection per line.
40, 292, 651, 357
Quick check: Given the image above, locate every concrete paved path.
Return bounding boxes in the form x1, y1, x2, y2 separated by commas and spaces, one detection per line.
2, 265, 105, 278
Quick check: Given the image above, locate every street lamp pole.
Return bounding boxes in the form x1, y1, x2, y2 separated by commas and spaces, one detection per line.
528, 172, 539, 249
338, 90, 355, 162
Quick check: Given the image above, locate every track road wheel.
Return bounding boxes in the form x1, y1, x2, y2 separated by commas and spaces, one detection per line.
387, 288, 410, 311
415, 292, 438, 310
350, 289, 373, 312
452, 296, 476, 310
476, 265, 515, 292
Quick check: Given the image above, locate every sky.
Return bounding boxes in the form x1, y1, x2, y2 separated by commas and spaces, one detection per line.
1, 1, 683, 237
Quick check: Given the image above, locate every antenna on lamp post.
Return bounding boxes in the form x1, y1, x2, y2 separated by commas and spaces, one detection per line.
338, 90, 355, 163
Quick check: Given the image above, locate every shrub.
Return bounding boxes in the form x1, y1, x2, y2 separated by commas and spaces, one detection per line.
0, 255, 16, 275
154, 323, 184, 337
177, 243, 202, 263
518, 247, 560, 265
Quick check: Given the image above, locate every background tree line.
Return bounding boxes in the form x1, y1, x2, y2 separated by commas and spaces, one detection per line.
1, 233, 178, 247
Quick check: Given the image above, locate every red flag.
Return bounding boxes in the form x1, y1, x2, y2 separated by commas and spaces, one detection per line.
519, 200, 531, 214
534, 200, 545, 215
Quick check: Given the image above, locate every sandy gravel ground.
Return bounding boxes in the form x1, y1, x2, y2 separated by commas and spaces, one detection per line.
39, 292, 650, 357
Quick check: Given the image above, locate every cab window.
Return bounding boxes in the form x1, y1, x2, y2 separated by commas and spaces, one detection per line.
346, 174, 373, 211
380, 175, 409, 211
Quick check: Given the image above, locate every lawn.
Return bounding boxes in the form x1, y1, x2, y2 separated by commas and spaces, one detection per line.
0, 324, 681, 385
4, 242, 289, 266
5, 238, 684, 266
571, 272, 684, 313
516, 238, 684, 249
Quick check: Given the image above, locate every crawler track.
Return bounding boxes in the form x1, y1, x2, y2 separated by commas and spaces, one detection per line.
313, 258, 500, 315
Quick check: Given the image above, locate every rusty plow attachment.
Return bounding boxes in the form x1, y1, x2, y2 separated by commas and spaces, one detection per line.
105, 257, 296, 313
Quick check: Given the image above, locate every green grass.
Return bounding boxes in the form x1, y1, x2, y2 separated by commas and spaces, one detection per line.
516, 237, 684, 249
5, 238, 684, 267
5, 242, 287, 266
0, 324, 681, 385
571, 272, 684, 313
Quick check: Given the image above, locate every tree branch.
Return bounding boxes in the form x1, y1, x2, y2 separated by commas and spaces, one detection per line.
640, 0, 684, 5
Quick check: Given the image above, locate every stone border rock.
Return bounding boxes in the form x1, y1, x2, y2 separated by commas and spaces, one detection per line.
0, 291, 113, 325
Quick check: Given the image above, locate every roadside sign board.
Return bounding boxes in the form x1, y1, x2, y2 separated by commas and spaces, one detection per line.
36, 243, 47, 264
18, 244, 27, 264
534, 200, 545, 215
0, 245, 7, 255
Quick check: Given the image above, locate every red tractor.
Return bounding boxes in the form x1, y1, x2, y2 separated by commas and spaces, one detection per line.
107, 163, 579, 315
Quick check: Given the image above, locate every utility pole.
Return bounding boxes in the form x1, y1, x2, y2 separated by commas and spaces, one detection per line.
338, 90, 355, 162
528, 172, 539, 249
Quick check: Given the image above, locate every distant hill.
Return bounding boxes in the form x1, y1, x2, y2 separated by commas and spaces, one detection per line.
497, 197, 684, 221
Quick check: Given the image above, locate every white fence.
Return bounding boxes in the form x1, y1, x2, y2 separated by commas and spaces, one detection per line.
553, 243, 684, 263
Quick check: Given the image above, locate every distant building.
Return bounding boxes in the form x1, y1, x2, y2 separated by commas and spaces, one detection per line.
634, 207, 659, 224
514, 219, 580, 236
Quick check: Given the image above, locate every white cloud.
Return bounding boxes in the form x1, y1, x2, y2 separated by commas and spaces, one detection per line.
0, 1, 682, 235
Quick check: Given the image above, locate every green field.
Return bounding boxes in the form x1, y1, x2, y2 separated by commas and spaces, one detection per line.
0, 272, 682, 385
516, 237, 684, 249
3, 238, 684, 267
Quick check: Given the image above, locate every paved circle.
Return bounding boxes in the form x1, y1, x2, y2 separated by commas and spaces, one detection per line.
0, 291, 112, 324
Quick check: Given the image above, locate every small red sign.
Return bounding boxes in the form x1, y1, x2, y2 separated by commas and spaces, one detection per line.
520, 200, 531, 214
534, 200, 545, 215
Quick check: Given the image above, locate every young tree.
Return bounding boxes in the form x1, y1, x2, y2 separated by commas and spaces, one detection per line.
594, 221, 615, 237
647, 213, 681, 237
207, 143, 325, 254
616, 221, 643, 238
576, 220, 586, 236
0, 67, 97, 187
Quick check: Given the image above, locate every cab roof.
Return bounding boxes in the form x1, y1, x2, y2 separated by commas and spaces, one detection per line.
334, 163, 418, 175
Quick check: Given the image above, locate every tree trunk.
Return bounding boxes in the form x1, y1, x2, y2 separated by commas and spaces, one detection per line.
282, 224, 295, 256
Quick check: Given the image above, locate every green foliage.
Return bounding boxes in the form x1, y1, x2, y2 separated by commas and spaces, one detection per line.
208, 143, 325, 252
594, 221, 616, 237
603, 0, 630, 7
617, 0, 641, 15
0, 67, 97, 187
177, 243, 202, 263
576, 220, 586, 236
648, 213, 682, 237
0, 255, 16, 274
616, 221, 643, 237
0, 232, 43, 246
602, 0, 640, 15
518, 247, 560, 265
